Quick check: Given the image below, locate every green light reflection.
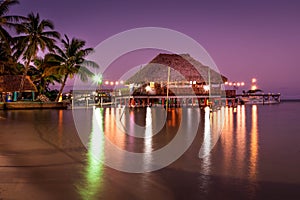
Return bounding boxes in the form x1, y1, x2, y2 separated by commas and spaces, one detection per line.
79, 107, 105, 200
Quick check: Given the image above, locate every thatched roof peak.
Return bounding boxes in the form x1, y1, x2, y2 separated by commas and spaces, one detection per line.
126, 53, 227, 84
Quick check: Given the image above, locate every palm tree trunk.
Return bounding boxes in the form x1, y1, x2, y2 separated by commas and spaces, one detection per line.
39, 77, 46, 94
19, 57, 32, 93
55, 74, 68, 102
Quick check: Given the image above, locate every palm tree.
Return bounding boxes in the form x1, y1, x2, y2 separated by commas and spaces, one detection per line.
0, 0, 25, 44
29, 54, 62, 94
13, 12, 60, 92
0, 0, 26, 75
0, 40, 17, 74
47, 34, 98, 102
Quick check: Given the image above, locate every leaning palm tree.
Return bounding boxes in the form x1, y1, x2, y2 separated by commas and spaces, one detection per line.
46, 34, 99, 102
13, 12, 60, 92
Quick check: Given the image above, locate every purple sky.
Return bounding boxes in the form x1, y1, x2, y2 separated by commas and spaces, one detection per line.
11, 0, 300, 99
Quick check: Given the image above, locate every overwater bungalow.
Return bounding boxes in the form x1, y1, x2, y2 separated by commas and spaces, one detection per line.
118, 53, 228, 107
126, 53, 228, 96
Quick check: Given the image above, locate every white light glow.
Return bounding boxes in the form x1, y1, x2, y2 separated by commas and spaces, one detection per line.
145, 85, 151, 92
204, 85, 210, 91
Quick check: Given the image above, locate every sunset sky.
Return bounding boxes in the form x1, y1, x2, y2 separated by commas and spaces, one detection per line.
11, 0, 300, 99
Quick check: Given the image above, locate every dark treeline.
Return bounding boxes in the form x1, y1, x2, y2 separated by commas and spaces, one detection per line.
0, 0, 98, 102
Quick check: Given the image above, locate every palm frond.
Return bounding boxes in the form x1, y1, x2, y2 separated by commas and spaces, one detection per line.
0, 0, 19, 16
82, 60, 99, 68
41, 31, 60, 39
3, 15, 28, 23
77, 66, 94, 82
39, 19, 55, 30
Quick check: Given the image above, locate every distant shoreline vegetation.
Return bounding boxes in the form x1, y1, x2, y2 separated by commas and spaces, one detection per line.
0, 0, 98, 102
281, 99, 300, 102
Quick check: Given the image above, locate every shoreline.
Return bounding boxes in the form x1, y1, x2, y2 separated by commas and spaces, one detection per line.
281, 99, 300, 102
0, 102, 69, 110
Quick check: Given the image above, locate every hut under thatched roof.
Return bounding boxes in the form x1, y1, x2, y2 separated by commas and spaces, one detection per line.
0, 75, 37, 93
126, 53, 228, 84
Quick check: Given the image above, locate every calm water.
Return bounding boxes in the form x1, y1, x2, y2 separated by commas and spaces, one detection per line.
0, 102, 300, 199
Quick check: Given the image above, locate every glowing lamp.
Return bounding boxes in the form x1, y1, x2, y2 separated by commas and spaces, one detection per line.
251, 85, 257, 90
203, 85, 210, 91
145, 85, 151, 92
93, 74, 103, 84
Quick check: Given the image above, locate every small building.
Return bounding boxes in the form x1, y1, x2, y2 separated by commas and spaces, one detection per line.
126, 53, 228, 96
117, 53, 228, 107
0, 75, 37, 102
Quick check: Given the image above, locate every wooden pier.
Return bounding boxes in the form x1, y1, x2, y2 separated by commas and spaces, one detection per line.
114, 95, 229, 108
236, 93, 281, 105
70, 90, 281, 108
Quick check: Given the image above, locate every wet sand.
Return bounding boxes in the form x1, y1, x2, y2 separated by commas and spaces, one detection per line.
0, 110, 85, 199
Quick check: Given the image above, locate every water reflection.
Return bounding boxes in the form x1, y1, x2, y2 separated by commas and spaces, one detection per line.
200, 106, 212, 175
57, 110, 63, 147
76, 104, 262, 198
144, 107, 153, 153
250, 105, 258, 181
79, 107, 105, 200
105, 108, 126, 150
200, 106, 225, 174
2, 101, 299, 199
236, 105, 246, 177
204, 105, 259, 182
223, 106, 234, 177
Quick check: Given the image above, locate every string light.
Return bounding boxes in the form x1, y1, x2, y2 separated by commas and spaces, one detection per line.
103, 80, 124, 86
225, 81, 246, 89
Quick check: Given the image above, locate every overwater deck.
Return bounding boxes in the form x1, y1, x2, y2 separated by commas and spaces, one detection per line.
71, 89, 281, 108
114, 95, 226, 108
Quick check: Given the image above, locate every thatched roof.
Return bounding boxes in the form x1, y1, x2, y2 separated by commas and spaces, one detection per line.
126, 53, 228, 84
0, 75, 37, 92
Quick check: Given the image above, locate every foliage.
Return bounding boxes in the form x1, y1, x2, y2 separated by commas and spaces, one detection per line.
44, 88, 59, 102
29, 54, 62, 94
46, 34, 99, 101
13, 12, 60, 92
0, 1, 98, 102
0, 0, 26, 44
0, 0, 25, 75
